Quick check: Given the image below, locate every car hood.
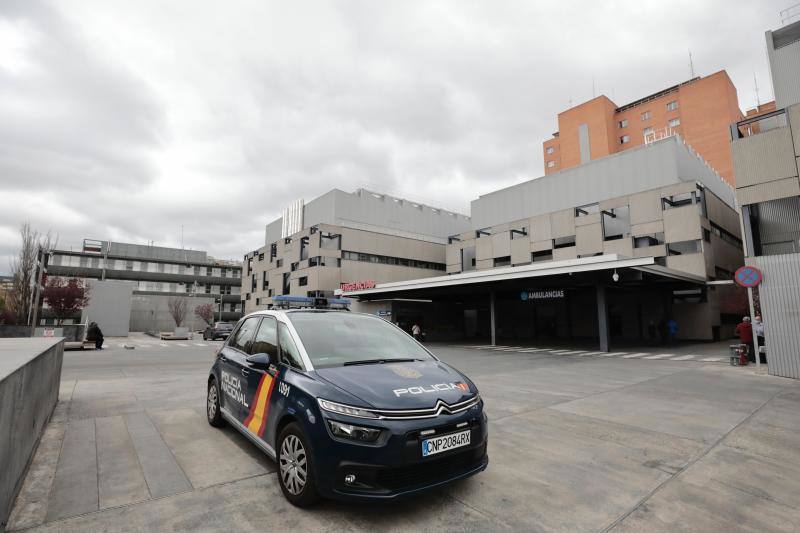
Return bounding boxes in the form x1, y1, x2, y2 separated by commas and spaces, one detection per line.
314, 359, 477, 410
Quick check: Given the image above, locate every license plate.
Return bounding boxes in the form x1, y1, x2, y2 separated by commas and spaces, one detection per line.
421, 429, 471, 457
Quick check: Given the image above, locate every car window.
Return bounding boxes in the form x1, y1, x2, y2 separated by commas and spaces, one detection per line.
287, 312, 434, 368
251, 316, 278, 357
229, 317, 260, 353
278, 322, 303, 369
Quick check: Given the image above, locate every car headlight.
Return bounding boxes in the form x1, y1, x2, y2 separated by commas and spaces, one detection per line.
327, 420, 382, 442
317, 398, 379, 419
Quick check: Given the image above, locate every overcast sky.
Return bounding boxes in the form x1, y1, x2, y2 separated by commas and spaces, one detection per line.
0, 0, 790, 273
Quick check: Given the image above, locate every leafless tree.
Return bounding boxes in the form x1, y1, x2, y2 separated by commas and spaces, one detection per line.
194, 302, 215, 326
168, 297, 188, 327
8, 223, 55, 325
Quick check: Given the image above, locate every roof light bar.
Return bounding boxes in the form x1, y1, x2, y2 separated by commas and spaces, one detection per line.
272, 295, 351, 310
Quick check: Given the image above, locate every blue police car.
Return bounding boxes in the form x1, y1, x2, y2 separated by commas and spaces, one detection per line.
206, 296, 488, 506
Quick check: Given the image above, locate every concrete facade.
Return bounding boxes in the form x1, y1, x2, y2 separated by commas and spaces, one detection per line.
543, 71, 743, 185
732, 18, 800, 379
80, 280, 133, 337
46, 239, 243, 330
129, 293, 215, 334
0, 338, 63, 530
243, 189, 471, 313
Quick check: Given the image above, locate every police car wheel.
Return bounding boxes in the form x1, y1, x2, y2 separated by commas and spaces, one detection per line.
277, 423, 319, 506
207, 379, 225, 427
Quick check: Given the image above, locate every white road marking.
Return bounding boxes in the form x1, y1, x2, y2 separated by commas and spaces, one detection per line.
643, 353, 675, 360
176, 343, 189, 347
194, 343, 208, 347
621, 352, 647, 358
549, 349, 571, 353
595, 352, 618, 357
607, 352, 630, 356
159, 343, 168, 347
670, 355, 696, 361
700, 357, 725, 362
561, 350, 587, 355
517, 348, 550, 353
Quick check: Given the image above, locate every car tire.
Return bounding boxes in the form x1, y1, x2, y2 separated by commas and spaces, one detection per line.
207, 378, 225, 428
277, 423, 319, 507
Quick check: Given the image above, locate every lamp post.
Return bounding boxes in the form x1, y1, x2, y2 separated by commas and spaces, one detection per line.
190, 281, 197, 339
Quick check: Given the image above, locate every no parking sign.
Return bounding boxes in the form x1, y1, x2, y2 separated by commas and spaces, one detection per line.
734, 266, 763, 288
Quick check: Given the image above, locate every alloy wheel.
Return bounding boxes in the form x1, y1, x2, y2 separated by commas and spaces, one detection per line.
207, 384, 217, 420
280, 434, 308, 495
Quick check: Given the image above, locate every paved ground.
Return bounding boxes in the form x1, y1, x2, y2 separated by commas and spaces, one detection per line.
7, 334, 800, 532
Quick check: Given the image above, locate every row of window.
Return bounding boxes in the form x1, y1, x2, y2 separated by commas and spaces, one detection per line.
619, 119, 680, 144
341, 251, 446, 271
52, 254, 240, 277
619, 100, 678, 129
134, 281, 239, 295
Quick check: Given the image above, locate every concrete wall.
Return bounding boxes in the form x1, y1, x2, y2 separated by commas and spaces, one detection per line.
81, 280, 134, 337
471, 136, 732, 230
0, 338, 63, 529
767, 20, 800, 110
751, 253, 800, 379
129, 294, 215, 333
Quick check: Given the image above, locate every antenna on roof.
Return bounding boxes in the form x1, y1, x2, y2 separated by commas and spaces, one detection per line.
688, 50, 695, 78
753, 72, 761, 106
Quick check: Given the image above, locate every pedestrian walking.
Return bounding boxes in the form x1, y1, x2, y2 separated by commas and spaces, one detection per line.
666, 318, 678, 345
754, 315, 765, 361
86, 321, 104, 350
735, 316, 754, 362
411, 323, 421, 341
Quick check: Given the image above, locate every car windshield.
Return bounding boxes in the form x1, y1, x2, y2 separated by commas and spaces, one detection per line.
287, 312, 434, 368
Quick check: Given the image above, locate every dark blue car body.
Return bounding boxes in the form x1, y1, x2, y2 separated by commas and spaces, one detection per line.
207, 308, 488, 503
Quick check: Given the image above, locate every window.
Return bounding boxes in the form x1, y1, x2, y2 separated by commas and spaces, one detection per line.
125, 260, 134, 271
278, 323, 303, 369
666, 100, 678, 111
341, 250, 445, 271
320, 232, 341, 250
461, 247, 476, 272
287, 313, 433, 368
230, 317, 260, 353
206, 266, 212, 276
553, 236, 576, 249
256, 297, 260, 305
276, 259, 283, 268
575, 203, 598, 217
634, 233, 665, 248
546, 146, 554, 155
300, 236, 309, 261
511, 227, 528, 240
667, 240, 702, 255
643, 127, 654, 138
662, 191, 695, 210
546, 161, 556, 168
531, 250, 553, 262
641, 110, 652, 121
602, 206, 630, 241
282, 272, 290, 295
620, 135, 630, 144
220, 285, 232, 295
251, 317, 278, 357
298, 276, 308, 286
270, 243, 277, 262
290, 262, 299, 272
668, 118, 681, 128
703, 228, 711, 242
204, 284, 211, 294
262, 272, 269, 290
619, 119, 628, 128
251, 273, 257, 291
258, 253, 264, 261
710, 222, 742, 247
494, 256, 511, 267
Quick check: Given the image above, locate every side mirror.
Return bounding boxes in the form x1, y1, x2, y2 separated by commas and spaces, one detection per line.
247, 352, 278, 368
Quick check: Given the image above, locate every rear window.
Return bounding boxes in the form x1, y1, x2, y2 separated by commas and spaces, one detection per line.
287, 312, 433, 368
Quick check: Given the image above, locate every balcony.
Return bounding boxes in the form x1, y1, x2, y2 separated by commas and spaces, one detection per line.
731, 107, 800, 206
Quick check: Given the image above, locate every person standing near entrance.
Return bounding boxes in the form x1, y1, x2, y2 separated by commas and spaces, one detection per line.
666, 318, 678, 345
412, 323, 421, 342
735, 316, 754, 361
754, 315, 765, 360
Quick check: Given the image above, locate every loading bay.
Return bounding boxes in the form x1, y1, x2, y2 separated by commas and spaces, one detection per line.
8, 335, 800, 532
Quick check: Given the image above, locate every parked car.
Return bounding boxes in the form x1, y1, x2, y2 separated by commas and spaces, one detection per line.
206, 295, 488, 506
203, 322, 234, 340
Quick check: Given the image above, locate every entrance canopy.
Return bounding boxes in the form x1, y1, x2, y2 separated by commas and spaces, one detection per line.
340, 255, 705, 298
340, 255, 707, 351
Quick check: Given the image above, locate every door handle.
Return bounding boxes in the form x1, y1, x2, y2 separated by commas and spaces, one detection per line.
241, 368, 250, 377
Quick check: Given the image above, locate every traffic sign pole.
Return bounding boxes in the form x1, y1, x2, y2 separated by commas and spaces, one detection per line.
747, 286, 760, 369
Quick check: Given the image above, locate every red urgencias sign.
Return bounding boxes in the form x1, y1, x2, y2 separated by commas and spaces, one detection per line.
340, 280, 376, 292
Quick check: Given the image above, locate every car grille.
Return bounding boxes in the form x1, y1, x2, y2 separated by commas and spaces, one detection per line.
371, 395, 482, 420
375, 446, 486, 491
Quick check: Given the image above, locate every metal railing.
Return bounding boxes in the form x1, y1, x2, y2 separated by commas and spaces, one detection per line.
731, 108, 788, 139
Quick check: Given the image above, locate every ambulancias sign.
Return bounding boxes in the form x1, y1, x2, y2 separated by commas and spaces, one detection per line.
341, 280, 376, 292
520, 290, 565, 301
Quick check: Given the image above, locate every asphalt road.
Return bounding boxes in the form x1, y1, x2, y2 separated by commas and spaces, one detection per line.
8, 336, 800, 532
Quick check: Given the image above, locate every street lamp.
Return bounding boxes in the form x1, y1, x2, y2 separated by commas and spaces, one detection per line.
190, 281, 198, 339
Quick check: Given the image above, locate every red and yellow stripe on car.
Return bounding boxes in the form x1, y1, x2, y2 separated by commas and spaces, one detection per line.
243, 373, 278, 438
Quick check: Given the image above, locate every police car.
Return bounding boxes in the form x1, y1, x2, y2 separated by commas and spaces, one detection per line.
206, 296, 488, 506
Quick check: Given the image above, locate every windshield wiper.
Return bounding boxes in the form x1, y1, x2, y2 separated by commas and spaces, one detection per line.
343, 358, 418, 366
